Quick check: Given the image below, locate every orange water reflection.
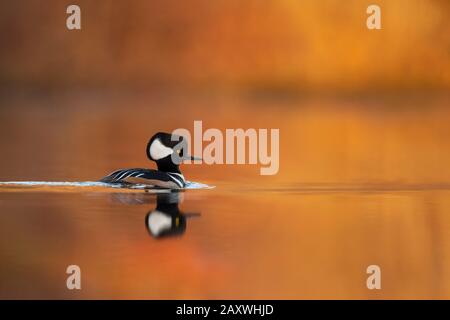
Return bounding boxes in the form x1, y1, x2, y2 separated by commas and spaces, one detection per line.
0, 95, 449, 299
1, 187, 450, 299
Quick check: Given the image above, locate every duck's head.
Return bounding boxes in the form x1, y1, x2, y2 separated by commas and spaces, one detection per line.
146, 132, 199, 173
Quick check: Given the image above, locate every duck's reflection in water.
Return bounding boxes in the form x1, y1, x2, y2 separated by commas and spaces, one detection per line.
111, 191, 200, 239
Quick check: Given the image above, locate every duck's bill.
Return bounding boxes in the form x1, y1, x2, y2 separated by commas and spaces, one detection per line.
185, 155, 202, 161
173, 153, 202, 164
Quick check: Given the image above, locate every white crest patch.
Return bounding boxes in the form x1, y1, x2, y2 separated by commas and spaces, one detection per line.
149, 138, 173, 160
147, 211, 172, 236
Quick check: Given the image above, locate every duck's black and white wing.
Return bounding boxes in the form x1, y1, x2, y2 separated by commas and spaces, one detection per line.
100, 168, 186, 189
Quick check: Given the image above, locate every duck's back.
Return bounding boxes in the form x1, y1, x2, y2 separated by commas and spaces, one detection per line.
100, 168, 185, 189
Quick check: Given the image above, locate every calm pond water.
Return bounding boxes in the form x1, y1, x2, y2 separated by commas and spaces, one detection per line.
0, 93, 449, 299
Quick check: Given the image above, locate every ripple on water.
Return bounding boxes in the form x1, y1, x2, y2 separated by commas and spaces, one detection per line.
0, 181, 214, 192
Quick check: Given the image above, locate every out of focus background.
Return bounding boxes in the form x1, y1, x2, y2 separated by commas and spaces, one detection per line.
0, 0, 449, 185
1, 0, 449, 92
0, 1, 450, 299
0, 0, 449, 184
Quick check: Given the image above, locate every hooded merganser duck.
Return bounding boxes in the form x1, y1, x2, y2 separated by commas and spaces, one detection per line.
100, 132, 199, 189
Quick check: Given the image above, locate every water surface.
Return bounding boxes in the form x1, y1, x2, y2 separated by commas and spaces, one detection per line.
0, 94, 449, 299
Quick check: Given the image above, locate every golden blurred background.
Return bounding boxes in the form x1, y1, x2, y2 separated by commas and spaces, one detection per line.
0, 0, 449, 185
0, 0, 449, 93
0, 0, 450, 300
